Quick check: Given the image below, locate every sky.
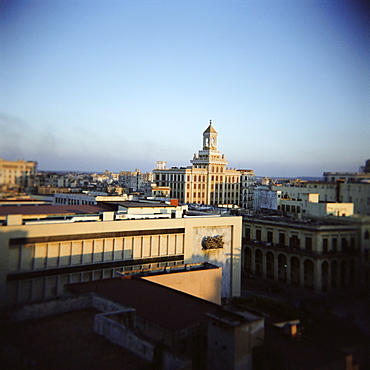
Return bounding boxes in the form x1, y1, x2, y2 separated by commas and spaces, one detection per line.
0, 0, 369, 177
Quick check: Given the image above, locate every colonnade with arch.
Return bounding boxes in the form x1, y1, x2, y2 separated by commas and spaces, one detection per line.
243, 245, 358, 293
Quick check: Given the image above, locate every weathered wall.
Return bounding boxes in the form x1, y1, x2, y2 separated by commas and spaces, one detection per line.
143, 267, 222, 304
7, 294, 127, 324
184, 216, 242, 298
94, 311, 155, 362
1, 215, 242, 306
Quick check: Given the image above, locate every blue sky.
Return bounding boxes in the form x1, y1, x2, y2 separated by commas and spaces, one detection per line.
1, 0, 369, 177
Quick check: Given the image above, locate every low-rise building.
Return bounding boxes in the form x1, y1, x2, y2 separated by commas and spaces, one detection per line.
242, 215, 362, 292
272, 181, 370, 216
0, 201, 242, 307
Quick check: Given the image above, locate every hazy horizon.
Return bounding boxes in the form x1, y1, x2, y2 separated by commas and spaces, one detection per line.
1, 1, 369, 178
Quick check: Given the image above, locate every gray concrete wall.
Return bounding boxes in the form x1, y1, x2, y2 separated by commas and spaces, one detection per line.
94, 310, 155, 362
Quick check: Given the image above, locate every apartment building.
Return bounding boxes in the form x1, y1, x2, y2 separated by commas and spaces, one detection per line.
242, 215, 364, 293
272, 181, 370, 216
118, 169, 153, 193
0, 158, 37, 192
239, 169, 255, 210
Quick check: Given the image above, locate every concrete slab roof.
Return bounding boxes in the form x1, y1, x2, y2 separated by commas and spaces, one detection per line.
0, 204, 113, 216
68, 276, 220, 332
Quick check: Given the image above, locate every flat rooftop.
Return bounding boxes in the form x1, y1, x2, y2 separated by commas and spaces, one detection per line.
0, 204, 113, 217
0, 307, 149, 370
68, 276, 220, 332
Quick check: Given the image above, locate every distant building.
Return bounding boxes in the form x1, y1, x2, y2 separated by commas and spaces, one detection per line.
0, 158, 37, 192
272, 181, 370, 216
324, 158, 370, 183
239, 169, 255, 210
279, 192, 354, 218
253, 186, 281, 211
153, 121, 252, 207
118, 169, 153, 193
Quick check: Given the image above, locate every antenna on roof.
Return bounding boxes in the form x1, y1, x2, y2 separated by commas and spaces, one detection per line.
210, 119, 212, 125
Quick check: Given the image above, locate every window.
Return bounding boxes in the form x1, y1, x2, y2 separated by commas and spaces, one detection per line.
256, 229, 262, 241
305, 237, 312, 252
267, 231, 273, 243
279, 233, 285, 247
290, 235, 300, 250
323, 238, 328, 253
332, 238, 337, 252
245, 228, 251, 241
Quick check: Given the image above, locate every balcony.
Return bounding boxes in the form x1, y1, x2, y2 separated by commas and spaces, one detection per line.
242, 238, 359, 258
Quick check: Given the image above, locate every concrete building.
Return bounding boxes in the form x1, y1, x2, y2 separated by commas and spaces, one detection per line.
0, 201, 242, 307
272, 181, 370, 216
239, 169, 255, 210
207, 305, 264, 369
153, 121, 245, 207
118, 169, 153, 193
0, 158, 37, 192
279, 193, 354, 218
2, 270, 265, 370
242, 215, 362, 293
253, 186, 281, 212
53, 192, 132, 205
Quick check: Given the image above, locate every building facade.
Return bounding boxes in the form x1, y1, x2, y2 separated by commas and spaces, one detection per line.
0, 158, 37, 192
153, 121, 245, 207
0, 202, 242, 307
242, 215, 362, 293
239, 169, 255, 210
272, 181, 370, 216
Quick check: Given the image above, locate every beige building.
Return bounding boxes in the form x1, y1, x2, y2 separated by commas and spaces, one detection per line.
279, 193, 354, 218
242, 215, 362, 293
153, 121, 242, 207
0, 158, 37, 192
272, 181, 370, 216
0, 201, 242, 307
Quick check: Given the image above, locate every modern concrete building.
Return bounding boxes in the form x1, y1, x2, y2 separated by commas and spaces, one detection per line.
0, 200, 242, 307
153, 121, 246, 207
0, 158, 37, 192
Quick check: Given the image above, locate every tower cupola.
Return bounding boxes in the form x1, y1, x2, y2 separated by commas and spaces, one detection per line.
203, 120, 218, 150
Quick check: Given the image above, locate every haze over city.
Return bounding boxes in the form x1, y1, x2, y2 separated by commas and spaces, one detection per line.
1, 0, 369, 177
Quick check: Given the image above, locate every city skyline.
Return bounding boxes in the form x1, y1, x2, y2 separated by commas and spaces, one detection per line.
1, 1, 369, 177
